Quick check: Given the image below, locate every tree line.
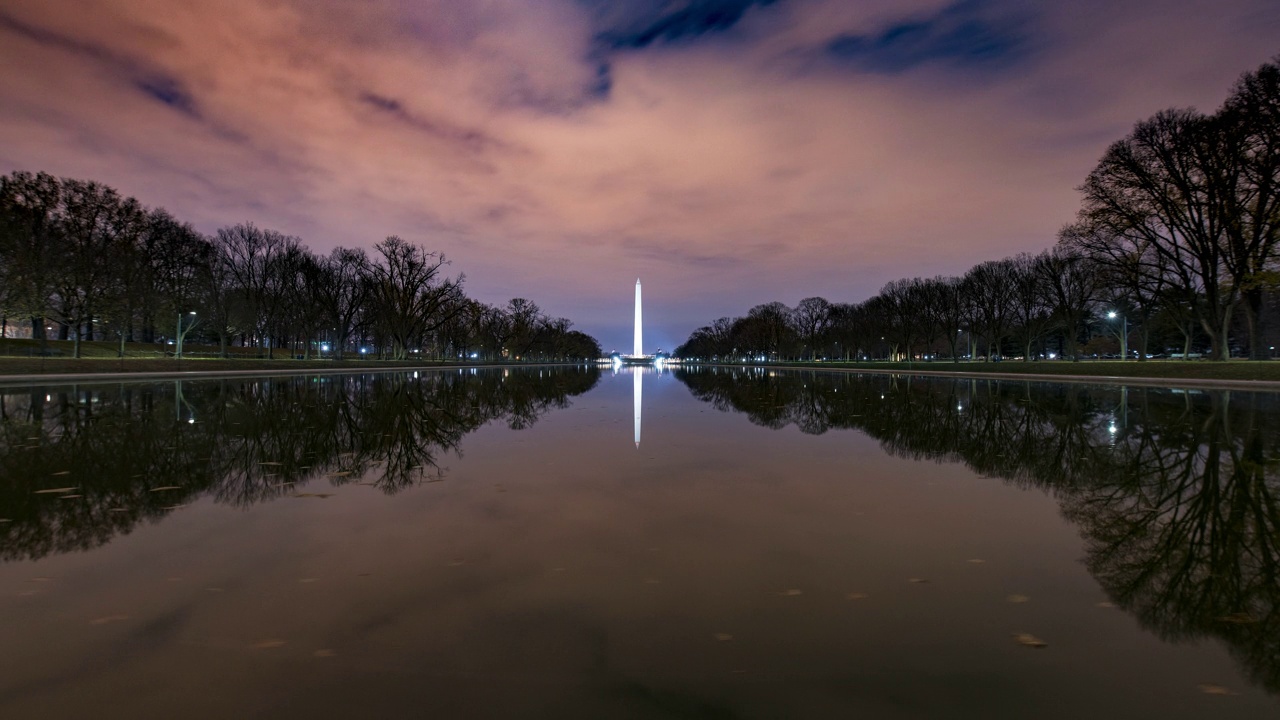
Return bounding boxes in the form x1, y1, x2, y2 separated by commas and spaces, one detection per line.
0, 173, 601, 361
678, 57, 1279, 362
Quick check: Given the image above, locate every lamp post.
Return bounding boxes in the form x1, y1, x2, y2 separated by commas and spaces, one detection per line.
176, 311, 197, 359
1107, 310, 1128, 361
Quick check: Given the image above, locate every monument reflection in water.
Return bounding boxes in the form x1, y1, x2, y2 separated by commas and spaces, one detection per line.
0, 365, 1277, 718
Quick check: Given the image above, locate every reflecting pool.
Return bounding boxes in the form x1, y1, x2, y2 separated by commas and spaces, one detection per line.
1, 365, 1277, 718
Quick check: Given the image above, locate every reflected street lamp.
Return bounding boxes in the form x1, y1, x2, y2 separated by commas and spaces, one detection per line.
1107, 310, 1128, 361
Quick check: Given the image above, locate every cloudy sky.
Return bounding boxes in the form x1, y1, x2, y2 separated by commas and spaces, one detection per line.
1, 1, 1277, 351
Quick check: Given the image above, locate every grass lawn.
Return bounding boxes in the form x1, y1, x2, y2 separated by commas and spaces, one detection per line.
0, 338, 505, 376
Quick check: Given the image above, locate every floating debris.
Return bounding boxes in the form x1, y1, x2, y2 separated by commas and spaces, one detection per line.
1096, 601, 1116, 609
162, 504, 189, 510
329, 471, 352, 477
1013, 633, 1047, 648
59, 494, 83, 499
779, 589, 803, 596
1007, 594, 1030, 604
90, 614, 129, 625
292, 493, 334, 499
714, 633, 734, 642
259, 462, 284, 466
107, 508, 128, 513
908, 578, 929, 584
51, 471, 70, 476
1217, 612, 1258, 625
34, 487, 76, 494
0, 518, 11, 523
298, 578, 318, 583
149, 486, 182, 492
251, 639, 286, 649
846, 592, 869, 600
1198, 684, 1233, 696
966, 559, 986, 564
313, 649, 337, 658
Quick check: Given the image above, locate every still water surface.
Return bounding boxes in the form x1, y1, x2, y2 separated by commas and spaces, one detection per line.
0, 365, 1277, 718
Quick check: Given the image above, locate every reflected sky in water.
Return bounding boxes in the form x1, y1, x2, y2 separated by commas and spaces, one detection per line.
0, 366, 1277, 719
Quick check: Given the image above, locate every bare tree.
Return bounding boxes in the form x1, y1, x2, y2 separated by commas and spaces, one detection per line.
367, 236, 465, 360
791, 297, 832, 360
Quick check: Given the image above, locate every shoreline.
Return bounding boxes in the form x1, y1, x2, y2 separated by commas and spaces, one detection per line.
684, 361, 1280, 391
0, 360, 598, 387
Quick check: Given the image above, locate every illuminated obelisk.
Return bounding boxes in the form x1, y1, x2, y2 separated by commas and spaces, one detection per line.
633, 278, 643, 357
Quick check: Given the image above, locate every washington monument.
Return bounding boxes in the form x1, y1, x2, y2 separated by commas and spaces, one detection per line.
633, 278, 643, 357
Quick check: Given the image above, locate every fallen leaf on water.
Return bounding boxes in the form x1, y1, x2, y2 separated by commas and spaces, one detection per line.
292, 493, 334, 499
162, 505, 188, 510
1096, 602, 1116, 609
90, 614, 129, 625
1217, 612, 1258, 625
846, 592, 869, 600
252, 639, 286, 649
259, 462, 283, 466
908, 578, 929, 584
1198, 684, 1233, 696
329, 471, 352, 478
149, 486, 181, 492
0, 518, 11, 523
271, 482, 295, 488
1007, 594, 1030, 604
34, 487, 76, 494
714, 633, 734, 642
51, 471, 70, 476
779, 589, 803, 596
59, 494, 82, 499
1013, 633, 1047, 648
313, 649, 337, 658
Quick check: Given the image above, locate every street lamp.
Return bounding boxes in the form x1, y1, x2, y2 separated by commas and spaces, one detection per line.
1107, 310, 1128, 361
176, 311, 197, 359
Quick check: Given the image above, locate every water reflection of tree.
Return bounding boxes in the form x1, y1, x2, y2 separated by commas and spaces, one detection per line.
675, 367, 1280, 694
0, 366, 598, 561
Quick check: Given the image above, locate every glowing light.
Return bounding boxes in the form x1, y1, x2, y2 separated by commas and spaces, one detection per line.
1107, 311, 1117, 319
321, 343, 330, 352
188, 418, 195, 424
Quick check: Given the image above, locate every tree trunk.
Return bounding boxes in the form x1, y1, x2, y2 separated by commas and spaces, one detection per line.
1242, 290, 1264, 360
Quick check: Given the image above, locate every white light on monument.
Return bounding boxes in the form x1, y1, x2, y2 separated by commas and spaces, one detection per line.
634, 278, 643, 357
